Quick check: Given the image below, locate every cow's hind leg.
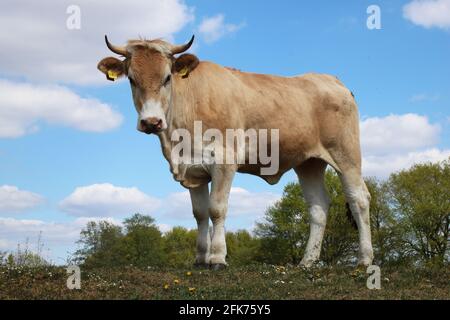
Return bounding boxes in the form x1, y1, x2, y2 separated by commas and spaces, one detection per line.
295, 158, 330, 267
339, 168, 373, 266
189, 184, 211, 268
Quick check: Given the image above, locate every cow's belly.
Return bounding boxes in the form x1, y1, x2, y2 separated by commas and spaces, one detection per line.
171, 138, 319, 188
173, 164, 211, 188
237, 164, 288, 185
237, 152, 302, 185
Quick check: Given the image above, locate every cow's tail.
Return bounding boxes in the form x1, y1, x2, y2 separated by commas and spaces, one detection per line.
345, 202, 358, 230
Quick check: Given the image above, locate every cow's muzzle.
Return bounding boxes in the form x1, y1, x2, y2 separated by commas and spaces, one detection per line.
139, 117, 163, 134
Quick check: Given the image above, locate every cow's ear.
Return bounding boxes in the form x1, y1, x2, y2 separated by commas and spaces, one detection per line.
97, 57, 125, 81
173, 54, 199, 78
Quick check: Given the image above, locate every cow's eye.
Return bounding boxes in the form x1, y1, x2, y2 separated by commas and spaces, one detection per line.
163, 74, 171, 86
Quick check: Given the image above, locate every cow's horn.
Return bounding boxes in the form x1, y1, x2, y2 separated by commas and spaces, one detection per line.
105, 35, 129, 57
170, 35, 195, 55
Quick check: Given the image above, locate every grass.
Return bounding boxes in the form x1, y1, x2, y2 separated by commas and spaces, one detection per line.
0, 264, 448, 300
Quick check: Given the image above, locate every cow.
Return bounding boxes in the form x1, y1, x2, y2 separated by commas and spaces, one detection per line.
97, 35, 374, 269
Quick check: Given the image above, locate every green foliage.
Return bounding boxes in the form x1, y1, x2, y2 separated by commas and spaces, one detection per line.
0, 251, 5, 265
388, 159, 450, 265
74, 220, 123, 267
75, 214, 165, 268
5, 250, 49, 268
254, 182, 308, 265
226, 230, 260, 266
365, 178, 402, 266
163, 227, 197, 267
124, 214, 156, 232
1, 234, 50, 267
122, 214, 166, 267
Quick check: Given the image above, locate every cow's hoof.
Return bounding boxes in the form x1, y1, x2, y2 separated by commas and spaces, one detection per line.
357, 260, 372, 268
357, 256, 373, 267
298, 259, 315, 269
210, 263, 227, 271
193, 262, 209, 269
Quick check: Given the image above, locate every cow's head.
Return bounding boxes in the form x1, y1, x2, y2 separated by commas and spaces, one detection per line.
98, 35, 199, 134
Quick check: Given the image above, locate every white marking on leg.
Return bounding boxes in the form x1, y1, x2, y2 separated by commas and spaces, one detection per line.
209, 199, 228, 265
189, 184, 210, 265
300, 176, 330, 267
208, 167, 235, 265
342, 176, 374, 266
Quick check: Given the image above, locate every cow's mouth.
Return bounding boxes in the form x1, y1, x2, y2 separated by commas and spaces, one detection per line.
143, 128, 162, 135
140, 118, 164, 134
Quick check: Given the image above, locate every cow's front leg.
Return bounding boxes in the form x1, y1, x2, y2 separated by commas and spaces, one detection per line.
209, 166, 236, 270
189, 184, 210, 268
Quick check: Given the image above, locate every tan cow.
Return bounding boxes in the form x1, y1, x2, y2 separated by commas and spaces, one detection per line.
98, 35, 373, 269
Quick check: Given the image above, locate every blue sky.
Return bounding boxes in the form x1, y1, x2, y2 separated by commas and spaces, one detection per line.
0, 0, 449, 264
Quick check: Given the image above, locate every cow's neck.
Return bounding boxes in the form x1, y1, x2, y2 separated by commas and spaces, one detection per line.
156, 79, 197, 186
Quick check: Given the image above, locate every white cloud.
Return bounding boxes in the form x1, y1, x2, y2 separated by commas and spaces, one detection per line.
198, 14, 245, 43
157, 223, 173, 233
0, 218, 79, 245
228, 187, 280, 217
163, 187, 280, 219
0, 185, 44, 214
0, 0, 194, 85
363, 148, 450, 178
360, 114, 440, 155
0, 239, 10, 250
0, 218, 77, 264
403, 0, 450, 29
0, 216, 121, 262
56, 182, 279, 221
163, 191, 192, 217
360, 113, 449, 177
0, 79, 123, 138
59, 183, 161, 217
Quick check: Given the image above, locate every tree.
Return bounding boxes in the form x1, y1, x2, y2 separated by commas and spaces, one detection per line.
74, 220, 124, 267
163, 227, 197, 267
365, 178, 401, 266
389, 159, 450, 265
121, 214, 166, 267
123, 214, 156, 232
75, 214, 167, 268
0, 251, 6, 265
254, 182, 309, 265
2, 234, 50, 267
226, 230, 260, 266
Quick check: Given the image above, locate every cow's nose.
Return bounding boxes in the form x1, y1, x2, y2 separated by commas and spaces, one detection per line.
140, 117, 163, 134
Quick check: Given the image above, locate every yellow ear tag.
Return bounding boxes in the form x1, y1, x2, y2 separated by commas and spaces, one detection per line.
107, 70, 118, 81
179, 67, 189, 78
